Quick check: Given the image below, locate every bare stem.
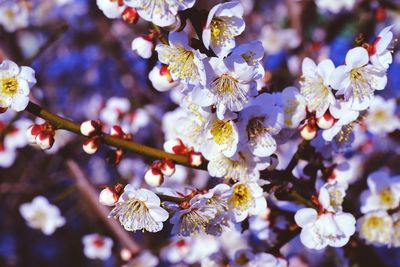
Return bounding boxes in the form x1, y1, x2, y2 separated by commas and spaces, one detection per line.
25, 101, 207, 169
65, 160, 140, 253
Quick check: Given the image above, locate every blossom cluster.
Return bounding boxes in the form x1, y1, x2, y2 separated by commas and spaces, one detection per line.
0, 0, 399, 266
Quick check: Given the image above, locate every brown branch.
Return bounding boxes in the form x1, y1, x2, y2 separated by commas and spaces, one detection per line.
26, 101, 208, 169
65, 160, 141, 253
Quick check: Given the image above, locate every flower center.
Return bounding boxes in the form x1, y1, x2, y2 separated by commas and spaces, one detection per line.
230, 184, 252, 211
210, 17, 235, 45
165, 48, 197, 82
379, 187, 396, 207
300, 76, 329, 113
210, 120, 233, 144
246, 117, 267, 139
212, 74, 238, 95
373, 110, 387, 121
93, 238, 105, 248
1, 77, 18, 96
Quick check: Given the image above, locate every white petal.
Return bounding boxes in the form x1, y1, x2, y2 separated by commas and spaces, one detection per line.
302, 57, 317, 78
294, 208, 318, 227
345, 47, 369, 68
334, 212, 356, 236
330, 65, 349, 90
317, 59, 335, 85
10, 95, 29, 111
148, 205, 169, 222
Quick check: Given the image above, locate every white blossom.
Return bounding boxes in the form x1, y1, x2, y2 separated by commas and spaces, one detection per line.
315, 0, 357, 14
370, 25, 394, 70
125, 0, 195, 27
295, 208, 356, 249
364, 95, 399, 136
156, 31, 206, 85
170, 198, 217, 236
110, 185, 169, 232
0, 2, 29, 32
19, 196, 66, 235
357, 210, 393, 246
237, 101, 283, 157
330, 47, 387, 111
0, 60, 36, 112
228, 181, 267, 222
360, 170, 400, 214
192, 54, 258, 119
82, 233, 113, 260
203, 1, 245, 58
300, 57, 336, 118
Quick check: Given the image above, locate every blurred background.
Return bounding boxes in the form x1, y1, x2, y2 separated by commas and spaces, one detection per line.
0, 0, 400, 266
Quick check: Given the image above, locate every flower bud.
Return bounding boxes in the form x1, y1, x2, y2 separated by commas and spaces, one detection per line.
99, 187, 118, 206
26, 124, 42, 144
160, 158, 175, 177
144, 167, 164, 187
122, 7, 139, 24
300, 124, 317, 140
189, 152, 203, 167
163, 139, 184, 154
83, 136, 100, 155
317, 112, 335, 130
110, 125, 124, 137
131, 36, 154, 59
35, 132, 55, 150
80, 120, 101, 137
149, 64, 178, 92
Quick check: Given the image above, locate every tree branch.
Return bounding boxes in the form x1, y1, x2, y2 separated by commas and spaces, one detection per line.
25, 101, 208, 169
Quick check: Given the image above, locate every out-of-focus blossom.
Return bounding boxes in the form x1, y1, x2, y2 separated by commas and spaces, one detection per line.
160, 234, 220, 264
82, 233, 113, 260
233, 250, 287, 267
124, 250, 158, 267
360, 170, 400, 213
19, 196, 66, 235
0, 60, 36, 112
357, 210, 393, 246
260, 25, 300, 55
0, 2, 29, 32
364, 95, 399, 136
315, 0, 357, 14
